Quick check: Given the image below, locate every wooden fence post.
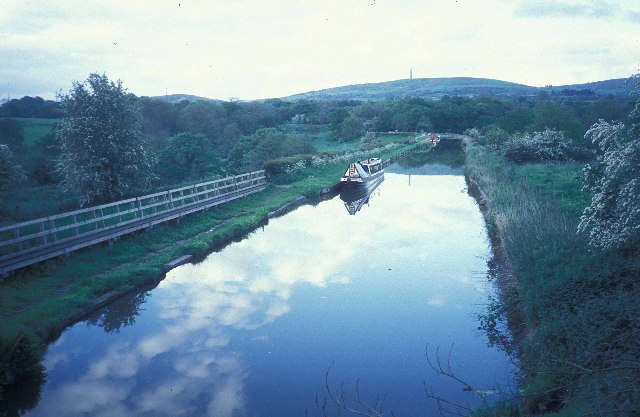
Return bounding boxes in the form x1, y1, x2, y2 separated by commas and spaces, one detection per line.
40, 221, 46, 245
14, 228, 23, 251
92, 210, 98, 230
48, 217, 57, 242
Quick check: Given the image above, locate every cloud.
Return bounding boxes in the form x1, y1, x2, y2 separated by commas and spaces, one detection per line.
0, 0, 636, 99
629, 9, 640, 23
427, 296, 448, 307
515, 0, 619, 18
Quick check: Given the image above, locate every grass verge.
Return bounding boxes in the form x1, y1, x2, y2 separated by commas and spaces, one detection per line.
465, 141, 640, 416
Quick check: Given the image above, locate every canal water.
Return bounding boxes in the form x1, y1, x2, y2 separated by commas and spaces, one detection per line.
24, 149, 515, 417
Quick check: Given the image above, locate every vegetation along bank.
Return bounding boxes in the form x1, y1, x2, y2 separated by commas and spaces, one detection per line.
464, 91, 640, 415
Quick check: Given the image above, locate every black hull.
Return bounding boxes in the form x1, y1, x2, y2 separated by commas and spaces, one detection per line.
340, 168, 385, 187
339, 176, 384, 215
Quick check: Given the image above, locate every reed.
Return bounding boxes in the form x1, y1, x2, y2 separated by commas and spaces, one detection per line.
466, 142, 640, 415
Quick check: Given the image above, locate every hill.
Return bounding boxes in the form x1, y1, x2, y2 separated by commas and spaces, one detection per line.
148, 93, 221, 104
281, 76, 635, 101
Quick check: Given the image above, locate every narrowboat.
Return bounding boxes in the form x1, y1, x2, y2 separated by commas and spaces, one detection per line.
339, 157, 384, 186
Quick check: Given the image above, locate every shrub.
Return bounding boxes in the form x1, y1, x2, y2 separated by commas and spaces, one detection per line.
503, 129, 575, 163
463, 127, 481, 141
359, 131, 381, 150
263, 154, 314, 177
479, 126, 510, 148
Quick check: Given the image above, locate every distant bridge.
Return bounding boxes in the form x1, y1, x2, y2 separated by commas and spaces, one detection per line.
0, 171, 266, 276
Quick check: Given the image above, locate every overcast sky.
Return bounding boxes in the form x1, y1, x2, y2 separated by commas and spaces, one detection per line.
1, 0, 638, 101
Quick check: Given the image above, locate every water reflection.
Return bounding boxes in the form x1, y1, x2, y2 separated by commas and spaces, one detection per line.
85, 291, 149, 334
0, 337, 45, 417
398, 139, 465, 170
26, 164, 515, 417
339, 176, 384, 215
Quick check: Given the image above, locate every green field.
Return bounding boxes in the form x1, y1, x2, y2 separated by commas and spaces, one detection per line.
3, 117, 59, 147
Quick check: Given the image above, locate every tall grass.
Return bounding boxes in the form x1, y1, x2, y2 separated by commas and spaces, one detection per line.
466, 142, 640, 415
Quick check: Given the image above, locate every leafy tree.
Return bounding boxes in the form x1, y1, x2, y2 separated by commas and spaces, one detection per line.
0, 144, 26, 191
531, 101, 583, 140
498, 106, 534, 133
0, 119, 25, 149
375, 108, 394, 131
579, 119, 640, 249
281, 135, 316, 155
178, 100, 226, 146
0, 96, 61, 118
228, 128, 313, 173
340, 115, 365, 140
138, 97, 179, 138
392, 112, 408, 132
228, 128, 285, 172
328, 107, 349, 136
157, 132, 222, 183
56, 73, 155, 206
26, 133, 60, 185
220, 122, 242, 155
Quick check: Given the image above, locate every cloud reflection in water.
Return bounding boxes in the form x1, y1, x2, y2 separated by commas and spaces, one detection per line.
28, 172, 512, 417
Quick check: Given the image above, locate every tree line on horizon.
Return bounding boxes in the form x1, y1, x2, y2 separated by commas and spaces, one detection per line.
0, 73, 635, 207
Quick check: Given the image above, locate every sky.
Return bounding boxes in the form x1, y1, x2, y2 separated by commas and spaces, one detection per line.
1, 0, 639, 101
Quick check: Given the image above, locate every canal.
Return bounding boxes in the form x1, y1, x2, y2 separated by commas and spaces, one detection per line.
25, 146, 515, 416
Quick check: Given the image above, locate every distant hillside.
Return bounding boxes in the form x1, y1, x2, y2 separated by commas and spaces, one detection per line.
148, 94, 221, 104
282, 77, 635, 101
549, 78, 636, 97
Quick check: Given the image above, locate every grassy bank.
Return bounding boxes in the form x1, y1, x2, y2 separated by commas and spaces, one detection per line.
0, 141, 419, 407
465, 141, 640, 415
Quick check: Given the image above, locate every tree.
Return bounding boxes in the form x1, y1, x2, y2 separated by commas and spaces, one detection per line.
27, 133, 60, 185
0, 144, 26, 191
157, 132, 222, 183
56, 73, 155, 206
0, 119, 24, 149
227, 128, 310, 173
138, 97, 179, 138
227, 128, 276, 172
531, 101, 583, 141
178, 100, 226, 147
328, 107, 349, 137
0, 96, 61, 118
578, 119, 640, 249
340, 116, 365, 140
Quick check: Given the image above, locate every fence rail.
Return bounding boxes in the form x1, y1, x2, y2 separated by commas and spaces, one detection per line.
0, 170, 266, 275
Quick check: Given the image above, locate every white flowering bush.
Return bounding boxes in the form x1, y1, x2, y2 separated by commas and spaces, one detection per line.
284, 160, 307, 174
503, 129, 575, 163
310, 155, 326, 168
464, 128, 481, 140
279, 143, 398, 175
578, 120, 640, 249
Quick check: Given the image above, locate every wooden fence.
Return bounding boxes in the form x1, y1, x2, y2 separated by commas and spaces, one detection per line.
381, 149, 414, 167
0, 171, 266, 275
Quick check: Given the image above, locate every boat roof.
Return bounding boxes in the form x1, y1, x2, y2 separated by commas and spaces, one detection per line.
359, 157, 381, 166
